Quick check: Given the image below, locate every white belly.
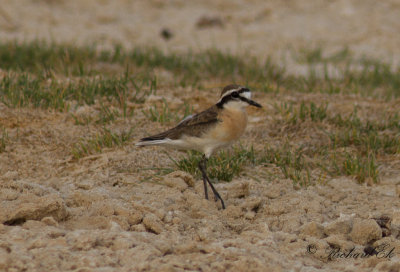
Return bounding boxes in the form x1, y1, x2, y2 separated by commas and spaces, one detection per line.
164, 136, 231, 158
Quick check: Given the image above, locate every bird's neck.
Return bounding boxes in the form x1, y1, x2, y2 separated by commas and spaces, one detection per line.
222, 101, 247, 112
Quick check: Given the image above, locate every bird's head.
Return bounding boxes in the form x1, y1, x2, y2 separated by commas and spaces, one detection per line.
216, 84, 262, 110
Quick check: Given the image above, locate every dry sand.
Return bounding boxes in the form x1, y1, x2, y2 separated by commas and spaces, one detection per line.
1, 0, 400, 271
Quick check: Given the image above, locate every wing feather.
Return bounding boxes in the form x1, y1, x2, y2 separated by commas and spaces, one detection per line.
139, 105, 220, 141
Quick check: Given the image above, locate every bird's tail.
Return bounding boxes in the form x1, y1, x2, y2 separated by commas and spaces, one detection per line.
135, 139, 168, 146
135, 135, 171, 147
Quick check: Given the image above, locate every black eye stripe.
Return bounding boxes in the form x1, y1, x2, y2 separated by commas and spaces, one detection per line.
216, 88, 250, 108
231, 88, 249, 97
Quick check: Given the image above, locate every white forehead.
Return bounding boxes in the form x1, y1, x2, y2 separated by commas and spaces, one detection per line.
242, 91, 251, 99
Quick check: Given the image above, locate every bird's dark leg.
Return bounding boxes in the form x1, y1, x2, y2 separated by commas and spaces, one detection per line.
198, 155, 226, 209
206, 176, 226, 210
198, 155, 209, 200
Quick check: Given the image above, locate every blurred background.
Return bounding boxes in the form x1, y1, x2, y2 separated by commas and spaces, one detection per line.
1, 0, 400, 67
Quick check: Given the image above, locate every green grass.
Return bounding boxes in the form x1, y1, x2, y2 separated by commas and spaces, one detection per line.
342, 153, 379, 183
0, 74, 67, 109
325, 107, 400, 157
1, 41, 400, 98
72, 128, 133, 159
0, 128, 9, 153
294, 47, 351, 64
274, 101, 328, 124
142, 99, 174, 124
95, 103, 121, 125
269, 101, 396, 184
0, 73, 156, 111
71, 103, 133, 126
259, 142, 380, 185
169, 145, 257, 182
142, 99, 193, 124
0, 42, 284, 88
71, 114, 93, 126
328, 129, 400, 155
290, 47, 400, 98
1, 41, 400, 185
0, 41, 98, 75
261, 144, 312, 186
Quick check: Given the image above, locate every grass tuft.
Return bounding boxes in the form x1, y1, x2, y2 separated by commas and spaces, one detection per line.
0, 128, 9, 153
95, 103, 121, 125
72, 128, 133, 159
143, 99, 193, 124
275, 101, 328, 124
0, 73, 156, 111
261, 144, 312, 186
169, 145, 256, 182
342, 153, 379, 183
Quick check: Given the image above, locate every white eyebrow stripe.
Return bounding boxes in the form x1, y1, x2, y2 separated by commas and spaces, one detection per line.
220, 88, 241, 99
223, 88, 251, 98
216, 90, 252, 106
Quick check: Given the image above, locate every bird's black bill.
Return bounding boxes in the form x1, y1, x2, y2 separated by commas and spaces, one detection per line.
248, 99, 262, 108
241, 97, 262, 108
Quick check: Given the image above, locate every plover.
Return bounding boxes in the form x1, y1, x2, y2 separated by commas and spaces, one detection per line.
136, 84, 262, 209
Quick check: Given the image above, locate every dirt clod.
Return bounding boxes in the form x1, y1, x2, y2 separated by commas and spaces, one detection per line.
350, 219, 382, 245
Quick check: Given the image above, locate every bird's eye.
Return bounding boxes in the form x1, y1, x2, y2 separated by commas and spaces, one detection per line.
231, 92, 239, 98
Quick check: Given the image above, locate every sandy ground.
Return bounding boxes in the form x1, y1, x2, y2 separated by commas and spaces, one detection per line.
1, 0, 400, 271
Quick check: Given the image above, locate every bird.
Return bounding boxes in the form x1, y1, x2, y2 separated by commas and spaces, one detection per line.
136, 84, 262, 209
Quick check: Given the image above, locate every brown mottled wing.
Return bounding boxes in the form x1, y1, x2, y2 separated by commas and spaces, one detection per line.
140, 105, 220, 141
